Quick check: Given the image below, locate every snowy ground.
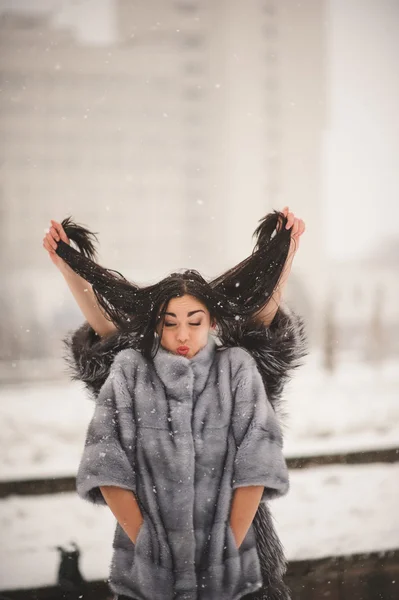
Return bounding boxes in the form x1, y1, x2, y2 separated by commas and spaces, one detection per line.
0, 355, 398, 481
283, 354, 399, 457
0, 355, 398, 591
1, 462, 398, 591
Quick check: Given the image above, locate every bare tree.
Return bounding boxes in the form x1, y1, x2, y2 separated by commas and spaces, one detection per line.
363, 285, 385, 366
323, 294, 337, 373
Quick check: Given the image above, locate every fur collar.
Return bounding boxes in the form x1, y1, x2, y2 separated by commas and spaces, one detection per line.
152, 334, 217, 399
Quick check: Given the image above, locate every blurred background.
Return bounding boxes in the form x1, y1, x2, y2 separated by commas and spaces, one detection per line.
0, 1, 398, 599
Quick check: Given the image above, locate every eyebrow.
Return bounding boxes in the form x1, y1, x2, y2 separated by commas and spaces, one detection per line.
164, 310, 205, 317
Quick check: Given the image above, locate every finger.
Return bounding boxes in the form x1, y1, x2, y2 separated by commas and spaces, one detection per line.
297, 219, 306, 235
286, 211, 294, 229
50, 220, 64, 241
44, 236, 55, 253
46, 232, 57, 250
291, 218, 300, 237
50, 226, 60, 242
43, 239, 55, 254
51, 220, 69, 244
50, 219, 61, 231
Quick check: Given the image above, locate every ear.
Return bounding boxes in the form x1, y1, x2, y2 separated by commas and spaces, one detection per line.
211, 320, 217, 330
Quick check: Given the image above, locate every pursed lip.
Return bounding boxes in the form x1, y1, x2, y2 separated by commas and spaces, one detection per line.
177, 346, 189, 354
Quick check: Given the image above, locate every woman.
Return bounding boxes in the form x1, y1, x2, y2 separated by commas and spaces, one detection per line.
43, 208, 307, 600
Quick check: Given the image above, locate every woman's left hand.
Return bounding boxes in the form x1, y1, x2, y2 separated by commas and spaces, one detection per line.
280, 206, 306, 256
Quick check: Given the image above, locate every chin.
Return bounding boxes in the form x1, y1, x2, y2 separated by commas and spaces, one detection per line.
188, 347, 201, 358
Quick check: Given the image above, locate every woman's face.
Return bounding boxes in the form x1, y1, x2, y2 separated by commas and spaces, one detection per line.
158, 294, 214, 359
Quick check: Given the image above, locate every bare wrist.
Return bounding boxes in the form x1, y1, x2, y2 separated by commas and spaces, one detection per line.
58, 261, 74, 277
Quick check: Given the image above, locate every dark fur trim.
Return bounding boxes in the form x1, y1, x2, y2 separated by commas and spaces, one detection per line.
223, 305, 308, 422
248, 503, 292, 600
62, 324, 140, 398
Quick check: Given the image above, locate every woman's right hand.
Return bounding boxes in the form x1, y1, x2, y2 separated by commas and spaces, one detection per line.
42, 219, 70, 270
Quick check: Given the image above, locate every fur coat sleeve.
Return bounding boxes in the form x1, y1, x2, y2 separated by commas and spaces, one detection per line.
75, 357, 137, 505
231, 356, 289, 501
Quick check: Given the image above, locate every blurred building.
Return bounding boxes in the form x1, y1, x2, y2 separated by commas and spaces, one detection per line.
0, 8, 204, 274
0, 0, 327, 366
326, 242, 399, 359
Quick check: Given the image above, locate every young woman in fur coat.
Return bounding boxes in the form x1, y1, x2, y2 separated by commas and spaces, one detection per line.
42, 208, 307, 600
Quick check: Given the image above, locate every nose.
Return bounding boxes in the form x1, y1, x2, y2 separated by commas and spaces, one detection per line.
176, 326, 189, 344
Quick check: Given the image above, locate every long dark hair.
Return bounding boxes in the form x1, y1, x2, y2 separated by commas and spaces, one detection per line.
55, 211, 293, 359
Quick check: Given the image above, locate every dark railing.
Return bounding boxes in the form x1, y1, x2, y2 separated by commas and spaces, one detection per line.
1, 446, 398, 499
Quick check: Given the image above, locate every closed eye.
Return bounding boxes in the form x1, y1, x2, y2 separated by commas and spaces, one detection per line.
164, 322, 202, 327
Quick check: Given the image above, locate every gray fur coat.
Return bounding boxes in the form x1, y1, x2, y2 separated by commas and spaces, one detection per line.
66, 305, 307, 600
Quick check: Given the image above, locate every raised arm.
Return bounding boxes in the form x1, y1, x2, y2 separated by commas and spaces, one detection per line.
60, 262, 118, 337
43, 219, 117, 338
256, 207, 305, 327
